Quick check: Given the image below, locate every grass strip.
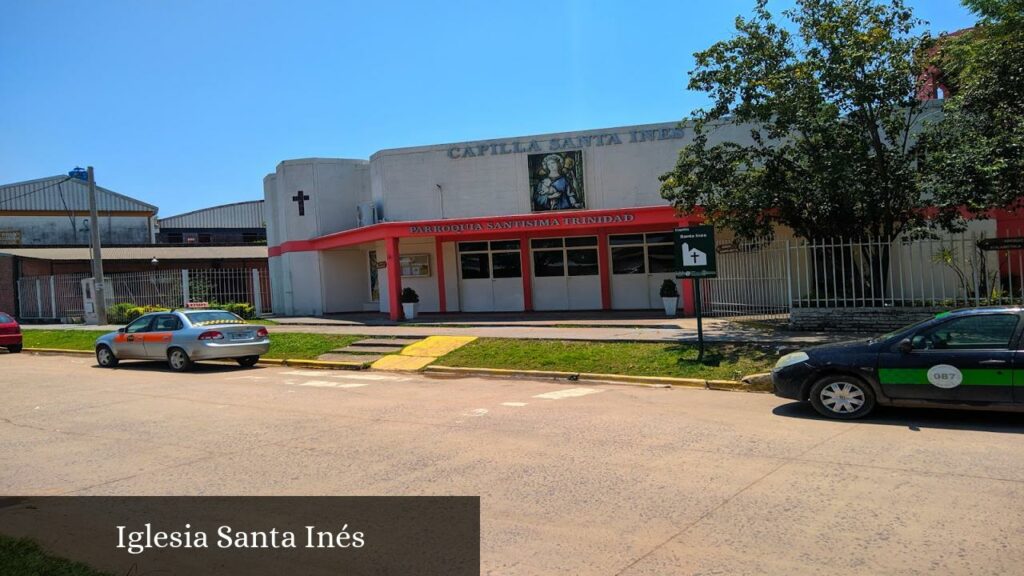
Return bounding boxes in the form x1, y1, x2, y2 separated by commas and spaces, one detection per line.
21, 330, 362, 360
0, 534, 113, 576
434, 338, 778, 382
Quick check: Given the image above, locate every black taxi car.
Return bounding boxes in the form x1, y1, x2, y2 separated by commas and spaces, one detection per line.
773, 307, 1024, 419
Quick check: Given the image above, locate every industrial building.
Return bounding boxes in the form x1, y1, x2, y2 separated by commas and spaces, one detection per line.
156, 200, 266, 244
0, 175, 157, 246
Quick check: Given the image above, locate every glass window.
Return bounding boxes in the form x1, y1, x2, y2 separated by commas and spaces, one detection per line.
125, 316, 153, 333
647, 244, 676, 273
912, 314, 1019, 350
153, 315, 182, 331
491, 252, 522, 278
0, 313, 13, 324
645, 232, 674, 244
565, 236, 597, 247
460, 253, 490, 279
458, 242, 488, 252
531, 238, 563, 249
533, 250, 565, 277
567, 248, 599, 276
610, 234, 644, 246
612, 246, 645, 274
490, 240, 520, 251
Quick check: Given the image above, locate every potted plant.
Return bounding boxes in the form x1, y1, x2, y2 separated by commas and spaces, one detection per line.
659, 279, 679, 316
400, 287, 420, 320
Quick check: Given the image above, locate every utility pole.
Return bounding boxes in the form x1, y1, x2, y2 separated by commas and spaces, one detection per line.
87, 166, 107, 324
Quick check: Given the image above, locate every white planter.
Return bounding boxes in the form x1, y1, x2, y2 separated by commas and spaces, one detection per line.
662, 297, 678, 316
402, 302, 418, 320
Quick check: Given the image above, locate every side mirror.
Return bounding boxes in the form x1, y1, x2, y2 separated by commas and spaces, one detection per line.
117, 327, 125, 333
898, 338, 913, 354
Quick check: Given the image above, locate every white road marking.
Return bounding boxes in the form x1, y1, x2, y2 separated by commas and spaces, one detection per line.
501, 402, 528, 407
225, 376, 269, 381
327, 373, 410, 381
295, 380, 368, 389
461, 408, 489, 417
532, 388, 603, 400
282, 370, 331, 376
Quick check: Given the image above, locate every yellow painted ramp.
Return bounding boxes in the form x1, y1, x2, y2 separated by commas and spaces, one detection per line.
400, 336, 477, 357
371, 336, 477, 371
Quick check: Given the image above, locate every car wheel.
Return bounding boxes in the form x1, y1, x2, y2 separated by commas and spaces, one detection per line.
7, 344, 22, 353
809, 375, 875, 420
236, 355, 259, 367
167, 348, 193, 372
96, 345, 118, 367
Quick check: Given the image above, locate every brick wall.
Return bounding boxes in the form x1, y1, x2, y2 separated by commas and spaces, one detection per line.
789, 307, 946, 332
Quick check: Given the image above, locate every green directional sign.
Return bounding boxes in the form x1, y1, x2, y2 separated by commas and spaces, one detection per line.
674, 225, 717, 278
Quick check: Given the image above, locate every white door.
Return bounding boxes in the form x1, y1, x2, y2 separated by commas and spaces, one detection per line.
458, 240, 524, 312
531, 236, 601, 311
610, 232, 679, 310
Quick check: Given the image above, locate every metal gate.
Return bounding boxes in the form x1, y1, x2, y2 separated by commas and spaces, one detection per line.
700, 238, 791, 323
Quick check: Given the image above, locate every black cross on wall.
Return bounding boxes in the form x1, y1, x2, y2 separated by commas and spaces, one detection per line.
292, 191, 310, 216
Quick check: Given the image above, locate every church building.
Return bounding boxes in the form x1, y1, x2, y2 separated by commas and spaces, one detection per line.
264, 120, 755, 319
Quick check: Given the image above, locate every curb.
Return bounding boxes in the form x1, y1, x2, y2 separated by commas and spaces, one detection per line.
25, 347, 93, 356
424, 365, 755, 391
23, 348, 367, 370
280, 359, 368, 370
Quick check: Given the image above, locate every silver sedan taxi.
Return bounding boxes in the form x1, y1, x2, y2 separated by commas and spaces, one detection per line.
94, 309, 270, 372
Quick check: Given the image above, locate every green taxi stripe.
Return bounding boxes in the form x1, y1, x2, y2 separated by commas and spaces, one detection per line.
878, 368, 1016, 386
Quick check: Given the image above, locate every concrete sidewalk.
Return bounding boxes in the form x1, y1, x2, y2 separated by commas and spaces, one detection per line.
21, 312, 858, 344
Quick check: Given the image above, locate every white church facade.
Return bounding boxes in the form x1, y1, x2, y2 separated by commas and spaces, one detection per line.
264, 120, 757, 319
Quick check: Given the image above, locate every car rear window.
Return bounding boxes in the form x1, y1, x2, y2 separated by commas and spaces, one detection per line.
185, 311, 246, 326
0, 313, 13, 323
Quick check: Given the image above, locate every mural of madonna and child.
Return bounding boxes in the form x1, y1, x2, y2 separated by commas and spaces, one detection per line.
529, 151, 585, 212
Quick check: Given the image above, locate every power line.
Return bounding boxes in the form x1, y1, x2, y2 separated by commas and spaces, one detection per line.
0, 176, 74, 207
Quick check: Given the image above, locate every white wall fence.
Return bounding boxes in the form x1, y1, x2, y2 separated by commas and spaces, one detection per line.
702, 232, 1023, 322
17, 268, 272, 321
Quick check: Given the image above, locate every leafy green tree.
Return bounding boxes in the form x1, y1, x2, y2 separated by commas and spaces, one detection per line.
920, 0, 1024, 225
659, 0, 936, 301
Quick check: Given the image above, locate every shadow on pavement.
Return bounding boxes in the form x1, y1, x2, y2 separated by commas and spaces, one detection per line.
773, 401, 1024, 434
89, 361, 267, 374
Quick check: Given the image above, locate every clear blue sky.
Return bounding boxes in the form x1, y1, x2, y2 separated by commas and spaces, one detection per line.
0, 0, 975, 216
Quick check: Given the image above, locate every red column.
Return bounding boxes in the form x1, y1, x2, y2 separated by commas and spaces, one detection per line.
520, 234, 533, 311
681, 278, 695, 316
386, 236, 402, 320
677, 216, 695, 317
435, 237, 447, 313
598, 231, 611, 310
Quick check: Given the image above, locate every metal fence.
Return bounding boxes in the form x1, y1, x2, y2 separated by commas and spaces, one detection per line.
17, 268, 271, 321
703, 230, 1023, 323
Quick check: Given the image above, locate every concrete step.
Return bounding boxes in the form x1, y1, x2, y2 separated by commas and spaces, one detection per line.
352, 338, 423, 346
316, 353, 381, 364
335, 345, 406, 354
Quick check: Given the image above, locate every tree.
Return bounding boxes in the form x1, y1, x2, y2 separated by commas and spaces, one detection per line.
659, 0, 935, 302
920, 0, 1024, 226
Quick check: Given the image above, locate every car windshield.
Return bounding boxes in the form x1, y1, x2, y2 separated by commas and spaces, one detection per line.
185, 311, 246, 326
0, 313, 13, 323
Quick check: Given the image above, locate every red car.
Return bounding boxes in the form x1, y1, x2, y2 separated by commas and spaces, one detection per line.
0, 312, 22, 353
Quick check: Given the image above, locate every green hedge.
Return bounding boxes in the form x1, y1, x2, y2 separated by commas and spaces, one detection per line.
105, 302, 256, 323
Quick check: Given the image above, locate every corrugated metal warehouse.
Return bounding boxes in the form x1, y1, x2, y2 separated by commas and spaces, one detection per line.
157, 200, 265, 244
0, 175, 157, 245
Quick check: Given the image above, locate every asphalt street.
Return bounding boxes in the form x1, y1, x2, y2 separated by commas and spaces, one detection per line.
2, 353, 1023, 575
